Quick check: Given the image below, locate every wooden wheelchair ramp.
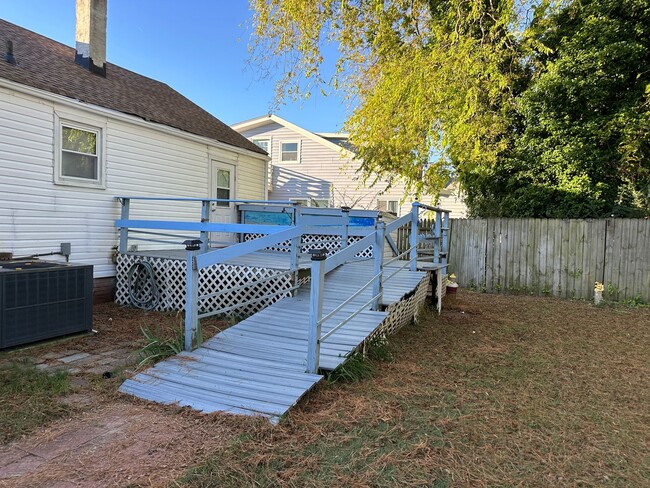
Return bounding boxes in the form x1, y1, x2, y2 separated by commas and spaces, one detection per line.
119, 261, 425, 423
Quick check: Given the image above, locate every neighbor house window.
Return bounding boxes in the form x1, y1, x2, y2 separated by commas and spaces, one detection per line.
55, 116, 105, 188
280, 141, 300, 162
252, 139, 269, 153
378, 199, 399, 215
312, 199, 330, 208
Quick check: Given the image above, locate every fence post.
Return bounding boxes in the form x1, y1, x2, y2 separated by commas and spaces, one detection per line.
307, 248, 327, 374
372, 222, 385, 310
118, 197, 130, 253
200, 200, 210, 253
184, 239, 202, 351
409, 203, 419, 271
340, 206, 350, 250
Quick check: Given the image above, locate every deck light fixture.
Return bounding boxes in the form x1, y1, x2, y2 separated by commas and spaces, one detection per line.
183, 239, 202, 251
309, 248, 328, 261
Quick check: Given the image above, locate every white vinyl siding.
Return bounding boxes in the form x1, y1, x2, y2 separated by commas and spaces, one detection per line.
0, 87, 266, 278
239, 122, 414, 211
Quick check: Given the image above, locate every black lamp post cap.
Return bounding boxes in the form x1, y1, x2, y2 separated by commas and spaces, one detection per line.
309, 248, 328, 261
183, 239, 202, 251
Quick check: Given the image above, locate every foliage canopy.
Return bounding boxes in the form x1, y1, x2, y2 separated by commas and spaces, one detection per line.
250, 0, 650, 217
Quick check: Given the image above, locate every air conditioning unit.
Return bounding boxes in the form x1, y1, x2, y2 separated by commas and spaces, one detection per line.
0, 261, 93, 349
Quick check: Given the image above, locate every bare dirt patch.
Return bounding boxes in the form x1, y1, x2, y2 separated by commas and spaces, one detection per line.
0, 303, 230, 487
0, 403, 234, 488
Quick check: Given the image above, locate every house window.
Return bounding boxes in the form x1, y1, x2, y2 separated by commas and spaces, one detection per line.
252, 139, 269, 153
55, 118, 105, 188
312, 199, 330, 208
280, 141, 300, 162
290, 198, 330, 208
215, 169, 231, 207
378, 199, 399, 215
290, 198, 310, 207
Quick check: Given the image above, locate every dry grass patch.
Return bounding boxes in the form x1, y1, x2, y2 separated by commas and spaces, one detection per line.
178, 292, 650, 488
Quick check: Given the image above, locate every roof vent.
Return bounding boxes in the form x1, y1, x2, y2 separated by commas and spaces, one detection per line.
5, 40, 16, 65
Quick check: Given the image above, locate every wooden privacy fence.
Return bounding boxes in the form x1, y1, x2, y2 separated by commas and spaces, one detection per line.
448, 219, 649, 302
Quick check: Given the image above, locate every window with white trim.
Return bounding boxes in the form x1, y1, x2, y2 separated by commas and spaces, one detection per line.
377, 199, 399, 215
55, 118, 105, 188
252, 138, 269, 153
280, 141, 300, 162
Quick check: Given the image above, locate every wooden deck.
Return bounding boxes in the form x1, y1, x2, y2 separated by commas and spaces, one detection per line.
119, 260, 427, 423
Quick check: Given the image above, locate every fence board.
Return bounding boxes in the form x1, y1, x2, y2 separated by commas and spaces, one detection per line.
449, 218, 649, 303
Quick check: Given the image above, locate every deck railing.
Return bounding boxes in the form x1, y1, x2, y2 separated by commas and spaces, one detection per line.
114, 197, 450, 369
304, 203, 450, 373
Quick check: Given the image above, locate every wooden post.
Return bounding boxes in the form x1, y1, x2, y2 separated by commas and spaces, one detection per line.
442, 211, 449, 274
290, 204, 303, 292
200, 200, 210, 253
306, 248, 327, 374
118, 197, 130, 253
409, 203, 419, 271
434, 211, 442, 266
184, 240, 202, 351
340, 206, 350, 250
372, 222, 385, 310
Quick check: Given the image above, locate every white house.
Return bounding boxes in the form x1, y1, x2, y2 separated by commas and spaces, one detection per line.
231, 114, 467, 218
0, 2, 268, 299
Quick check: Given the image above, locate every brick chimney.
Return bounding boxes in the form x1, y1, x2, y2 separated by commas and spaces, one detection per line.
75, 0, 107, 76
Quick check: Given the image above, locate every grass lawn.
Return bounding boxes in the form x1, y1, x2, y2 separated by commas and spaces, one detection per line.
178, 291, 650, 487
0, 362, 71, 443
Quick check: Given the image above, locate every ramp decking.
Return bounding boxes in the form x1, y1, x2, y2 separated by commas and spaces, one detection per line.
120, 260, 427, 422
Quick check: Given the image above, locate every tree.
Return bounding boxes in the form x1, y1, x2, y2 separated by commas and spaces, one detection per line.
462, 0, 650, 217
250, 0, 649, 218
249, 0, 527, 200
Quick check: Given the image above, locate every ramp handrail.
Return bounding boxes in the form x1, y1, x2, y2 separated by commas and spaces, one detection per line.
305, 202, 452, 373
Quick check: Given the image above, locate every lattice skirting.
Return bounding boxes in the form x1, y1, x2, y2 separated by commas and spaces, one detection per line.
368, 273, 430, 341
115, 254, 293, 316
244, 233, 373, 258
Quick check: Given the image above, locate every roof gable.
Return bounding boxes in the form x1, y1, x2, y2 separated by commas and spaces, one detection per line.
0, 19, 265, 156
232, 114, 354, 158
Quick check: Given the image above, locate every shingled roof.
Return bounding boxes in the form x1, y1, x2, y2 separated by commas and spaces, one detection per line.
0, 19, 266, 156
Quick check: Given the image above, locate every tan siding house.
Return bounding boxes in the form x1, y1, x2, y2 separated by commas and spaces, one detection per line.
232, 115, 467, 218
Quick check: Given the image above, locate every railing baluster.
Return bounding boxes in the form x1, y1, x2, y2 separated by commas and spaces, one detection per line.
184, 240, 201, 351
118, 197, 130, 253
409, 203, 419, 271
442, 211, 449, 273
307, 249, 327, 374
435, 211, 442, 265
372, 222, 385, 310
341, 206, 350, 250
200, 200, 210, 253
291, 204, 303, 292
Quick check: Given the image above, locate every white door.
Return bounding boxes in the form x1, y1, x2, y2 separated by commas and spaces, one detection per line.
210, 160, 236, 246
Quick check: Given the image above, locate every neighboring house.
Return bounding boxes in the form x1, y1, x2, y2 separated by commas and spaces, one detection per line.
231, 114, 468, 218
0, 2, 268, 298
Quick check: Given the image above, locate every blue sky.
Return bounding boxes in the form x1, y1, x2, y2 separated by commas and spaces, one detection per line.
0, 0, 348, 132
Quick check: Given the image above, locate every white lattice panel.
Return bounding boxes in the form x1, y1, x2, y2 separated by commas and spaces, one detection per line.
116, 254, 293, 316
244, 233, 373, 258
370, 273, 429, 339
